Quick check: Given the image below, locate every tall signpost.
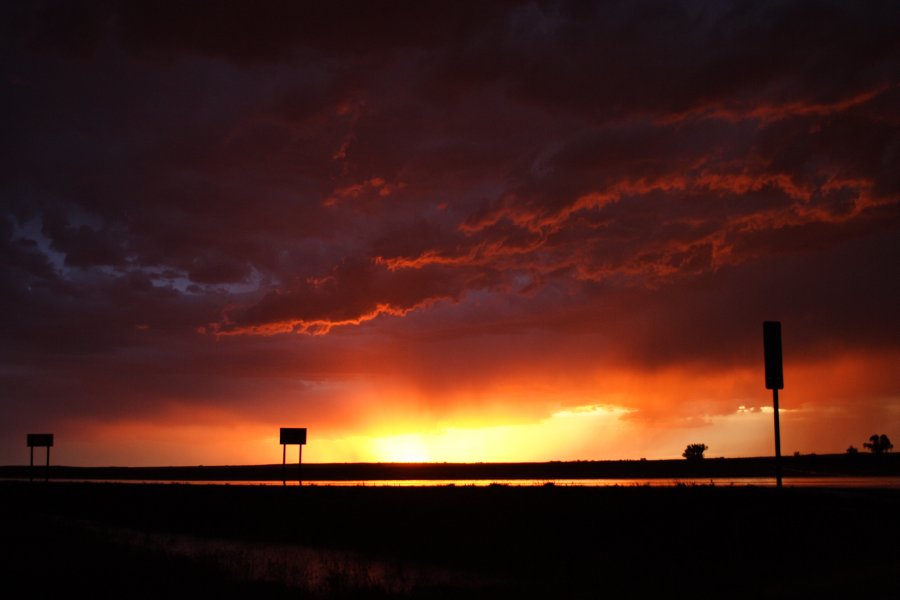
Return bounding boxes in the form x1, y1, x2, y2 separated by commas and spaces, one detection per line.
280, 427, 307, 486
763, 322, 784, 489
27, 433, 54, 482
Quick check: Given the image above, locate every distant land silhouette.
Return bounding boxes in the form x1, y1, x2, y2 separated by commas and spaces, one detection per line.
1, 453, 897, 482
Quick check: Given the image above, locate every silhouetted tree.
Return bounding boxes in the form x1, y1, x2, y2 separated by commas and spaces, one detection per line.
863, 434, 893, 455
846, 445, 859, 454
682, 443, 708, 460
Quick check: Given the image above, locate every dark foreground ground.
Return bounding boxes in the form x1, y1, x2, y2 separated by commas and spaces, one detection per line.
2, 482, 898, 598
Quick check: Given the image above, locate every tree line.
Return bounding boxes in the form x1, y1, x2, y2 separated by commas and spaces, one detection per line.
682, 434, 893, 460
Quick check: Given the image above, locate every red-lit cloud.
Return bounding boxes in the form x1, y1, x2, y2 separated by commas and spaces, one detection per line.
1, 1, 898, 465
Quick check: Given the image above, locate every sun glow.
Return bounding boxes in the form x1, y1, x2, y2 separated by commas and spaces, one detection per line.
371, 434, 432, 462
42, 354, 899, 467
359, 404, 636, 463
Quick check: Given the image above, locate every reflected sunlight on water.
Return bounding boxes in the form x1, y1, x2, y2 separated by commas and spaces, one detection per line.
35, 476, 900, 488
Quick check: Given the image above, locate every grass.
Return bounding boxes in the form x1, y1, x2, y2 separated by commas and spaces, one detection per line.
2, 481, 898, 598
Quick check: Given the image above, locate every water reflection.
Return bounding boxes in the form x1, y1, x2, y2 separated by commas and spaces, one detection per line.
44, 476, 900, 488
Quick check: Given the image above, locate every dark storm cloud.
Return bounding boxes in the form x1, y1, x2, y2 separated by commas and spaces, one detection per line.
213, 257, 499, 335
1, 0, 898, 453
41, 212, 127, 268
114, 1, 515, 62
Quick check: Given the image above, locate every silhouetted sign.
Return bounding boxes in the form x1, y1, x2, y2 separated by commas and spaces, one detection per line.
27, 433, 54, 482
763, 321, 784, 390
27, 434, 54, 447
280, 428, 307, 445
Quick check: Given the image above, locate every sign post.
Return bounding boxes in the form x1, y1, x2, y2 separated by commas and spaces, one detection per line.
763, 322, 784, 489
279, 428, 307, 486
27, 434, 54, 482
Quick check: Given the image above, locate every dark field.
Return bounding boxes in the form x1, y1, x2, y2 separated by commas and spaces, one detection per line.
2, 481, 898, 598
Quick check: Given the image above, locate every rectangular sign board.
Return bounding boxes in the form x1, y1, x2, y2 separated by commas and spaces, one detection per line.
27, 433, 54, 447
280, 428, 307, 445
763, 321, 784, 390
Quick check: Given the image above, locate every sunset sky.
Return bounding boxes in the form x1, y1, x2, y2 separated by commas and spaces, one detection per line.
2, 1, 898, 466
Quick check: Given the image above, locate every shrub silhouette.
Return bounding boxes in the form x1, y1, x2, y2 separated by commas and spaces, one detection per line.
846, 445, 859, 454
682, 444, 708, 460
863, 434, 893, 455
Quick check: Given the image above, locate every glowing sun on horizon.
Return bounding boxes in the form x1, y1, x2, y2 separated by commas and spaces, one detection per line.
372, 434, 431, 463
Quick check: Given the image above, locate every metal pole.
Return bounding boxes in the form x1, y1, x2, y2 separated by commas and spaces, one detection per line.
45, 446, 50, 482
773, 388, 782, 489
30, 446, 34, 483
298, 444, 303, 487
282, 444, 286, 486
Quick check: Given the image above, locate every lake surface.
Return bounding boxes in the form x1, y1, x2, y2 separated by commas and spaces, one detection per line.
32, 476, 900, 488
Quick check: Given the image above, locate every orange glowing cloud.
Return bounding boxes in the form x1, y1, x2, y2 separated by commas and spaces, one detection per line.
323, 177, 406, 207
661, 84, 893, 125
